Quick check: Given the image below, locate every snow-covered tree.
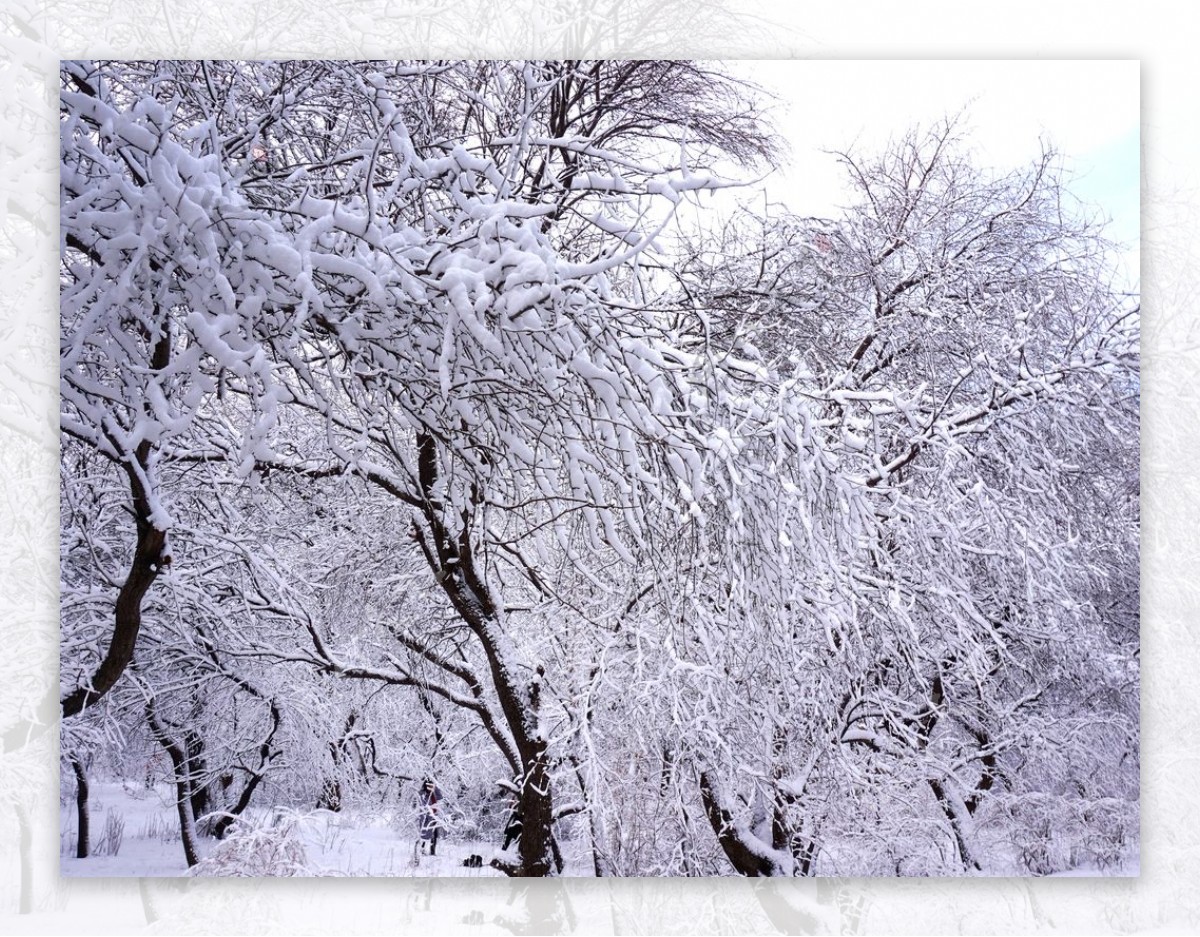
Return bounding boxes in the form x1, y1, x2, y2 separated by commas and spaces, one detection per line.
59, 65, 1137, 878
660, 119, 1139, 875
59, 58, 779, 876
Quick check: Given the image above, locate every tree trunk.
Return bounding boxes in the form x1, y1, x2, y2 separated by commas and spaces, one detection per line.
928, 778, 981, 872
61, 326, 170, 720
146, 701, 199, 867
210, 695, 281, 840
211, 769, 268, 841
771, 795, 818, 877
441, 578, 555, 876
316, 712, 357, 812
184, 731, 211, 832
509, 743, 555, 877
413, 433, 557, 876
164, 743, 200, 868
71, 758, 90, 859
699, 771, 780, 877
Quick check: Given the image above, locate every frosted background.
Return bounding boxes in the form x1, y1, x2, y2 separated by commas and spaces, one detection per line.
1, 2, 1196, 933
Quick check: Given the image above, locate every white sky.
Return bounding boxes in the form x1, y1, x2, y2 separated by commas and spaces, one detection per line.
724, 60, 1140, 283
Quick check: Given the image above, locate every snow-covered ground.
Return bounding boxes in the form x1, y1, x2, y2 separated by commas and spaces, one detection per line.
61, 781, 1137, 878
60, 782, 516, 878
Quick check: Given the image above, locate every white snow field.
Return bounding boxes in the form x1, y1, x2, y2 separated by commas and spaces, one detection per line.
60, 782, 536, 878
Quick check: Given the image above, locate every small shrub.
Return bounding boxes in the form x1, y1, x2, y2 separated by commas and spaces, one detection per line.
139, 812, 175, 843
190, 811, 311, 876
94, 809, 125, 857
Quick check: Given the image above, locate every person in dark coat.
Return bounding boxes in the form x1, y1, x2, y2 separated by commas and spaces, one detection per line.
417, 778, 442, 855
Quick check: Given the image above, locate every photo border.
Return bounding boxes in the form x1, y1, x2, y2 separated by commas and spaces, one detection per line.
2, 3, 1194, 933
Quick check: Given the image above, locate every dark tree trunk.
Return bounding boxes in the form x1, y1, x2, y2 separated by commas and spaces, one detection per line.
412, 432, 557, 877
771, 796, 817, 877
963, 731, 998, 815
72, 758, 90, 858
514, 747, 555, 876
184, 731, 211, 831
210, 695, 281, 840
767, 726, 815, 876
211, 768, 268, 840
146, 700, 199, 867
163, 743, 200, 867
791, 830, 818, 877
60, 470, 165, 718
61, 326, 171, 720
699, 771, 779, 877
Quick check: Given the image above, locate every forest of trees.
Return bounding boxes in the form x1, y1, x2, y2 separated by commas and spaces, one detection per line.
59, 59, 1139, 877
